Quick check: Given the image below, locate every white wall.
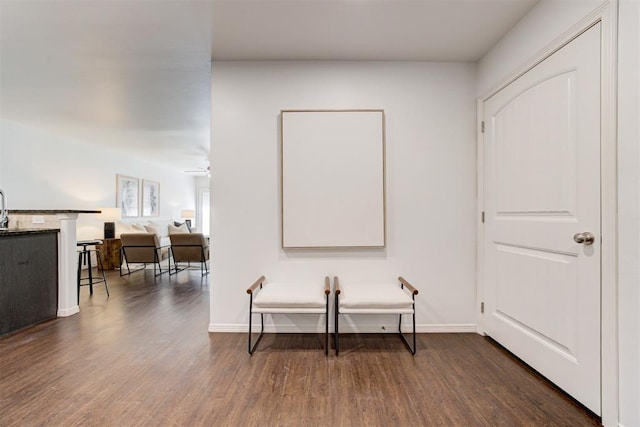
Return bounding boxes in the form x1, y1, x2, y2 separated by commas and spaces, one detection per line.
618, 1, 640, 425
478, 1, 640, 425
210, 61, 477, 332
0, 119, 196, 239
477, 0, 603, 96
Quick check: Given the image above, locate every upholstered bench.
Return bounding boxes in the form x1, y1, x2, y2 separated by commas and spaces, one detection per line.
334, 276, 418, 355
246, 276, 330, 355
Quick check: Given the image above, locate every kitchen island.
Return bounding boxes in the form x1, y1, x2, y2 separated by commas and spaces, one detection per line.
3, 210, 100, 324
0, 229, 59, 335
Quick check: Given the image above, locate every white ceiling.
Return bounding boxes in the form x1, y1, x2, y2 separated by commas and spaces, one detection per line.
0, 0, 537, 171
213, 0, 537, 61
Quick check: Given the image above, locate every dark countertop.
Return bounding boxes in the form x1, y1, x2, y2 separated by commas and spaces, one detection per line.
0, 228, 60, 236
8, 210, 101, 214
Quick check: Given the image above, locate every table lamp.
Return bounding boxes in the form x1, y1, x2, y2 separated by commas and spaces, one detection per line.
98, 207, 122, 239
181, 209, 195, 228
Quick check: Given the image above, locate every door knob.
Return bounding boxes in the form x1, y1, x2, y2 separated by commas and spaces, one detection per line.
573, 232, 595, 246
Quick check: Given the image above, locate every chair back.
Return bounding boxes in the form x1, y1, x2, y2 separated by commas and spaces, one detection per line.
120, 233, 161, 263
169, 233, 209, 262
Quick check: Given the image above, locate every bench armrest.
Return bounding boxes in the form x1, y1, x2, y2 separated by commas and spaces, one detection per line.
247, 275, 265, 294
398, 276, 418, 295
334, 276, 341, 295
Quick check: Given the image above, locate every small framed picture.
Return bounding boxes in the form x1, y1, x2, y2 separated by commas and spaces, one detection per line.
142, 180, 160, 217
116, 174, 139, 218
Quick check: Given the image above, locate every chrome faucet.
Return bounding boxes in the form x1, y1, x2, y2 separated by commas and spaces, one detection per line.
0, 189, 8, 229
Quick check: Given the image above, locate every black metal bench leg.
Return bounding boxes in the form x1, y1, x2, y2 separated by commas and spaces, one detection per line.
325, 294, 329, 356
413, 310, 416, 353
334, 293, 340, 356
248, 292, 265, 355
398, 311, 417, 355
248, 312, 264, 355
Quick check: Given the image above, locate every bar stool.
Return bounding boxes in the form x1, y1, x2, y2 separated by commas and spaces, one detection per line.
77, 239, 109, 304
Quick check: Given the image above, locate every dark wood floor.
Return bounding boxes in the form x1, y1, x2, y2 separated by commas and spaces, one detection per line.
0, 269, 600, 426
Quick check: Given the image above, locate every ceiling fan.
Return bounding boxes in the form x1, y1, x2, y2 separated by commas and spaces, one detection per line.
184, 165, 210, 175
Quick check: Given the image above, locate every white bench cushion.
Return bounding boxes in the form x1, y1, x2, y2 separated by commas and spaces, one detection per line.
339, 282, 414, 313
252, 282, 326, 312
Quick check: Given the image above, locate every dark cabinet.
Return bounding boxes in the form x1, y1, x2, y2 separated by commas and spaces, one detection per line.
0, 232, 58, 335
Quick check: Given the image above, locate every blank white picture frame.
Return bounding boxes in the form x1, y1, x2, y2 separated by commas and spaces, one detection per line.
281, 110, 386, 248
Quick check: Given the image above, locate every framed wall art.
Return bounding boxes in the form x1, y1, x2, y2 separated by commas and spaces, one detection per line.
116, 174, 139, 218
281, 109, 386, 248
142, 179, 160, 217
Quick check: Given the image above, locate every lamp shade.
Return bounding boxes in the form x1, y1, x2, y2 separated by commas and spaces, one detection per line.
181, 209, 195, 219
97, 207, 122, 221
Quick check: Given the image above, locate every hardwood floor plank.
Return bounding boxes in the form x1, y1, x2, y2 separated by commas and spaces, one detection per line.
0, 269, 600, 426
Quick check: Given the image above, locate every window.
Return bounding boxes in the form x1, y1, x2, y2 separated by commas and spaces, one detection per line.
198, 188, 210, 236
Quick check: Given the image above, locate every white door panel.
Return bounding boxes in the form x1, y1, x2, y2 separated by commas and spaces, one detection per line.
495, 245, 578, 357
494, 70, 577, 215
483, 24, 601, 414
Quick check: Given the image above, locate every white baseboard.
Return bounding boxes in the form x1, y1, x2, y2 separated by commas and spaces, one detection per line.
57, 306, 80, 317
416, 324, 477, 333
208, 323, 477, 334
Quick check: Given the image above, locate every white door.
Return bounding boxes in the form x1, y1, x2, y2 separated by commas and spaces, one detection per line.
482, 23, 601, 414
